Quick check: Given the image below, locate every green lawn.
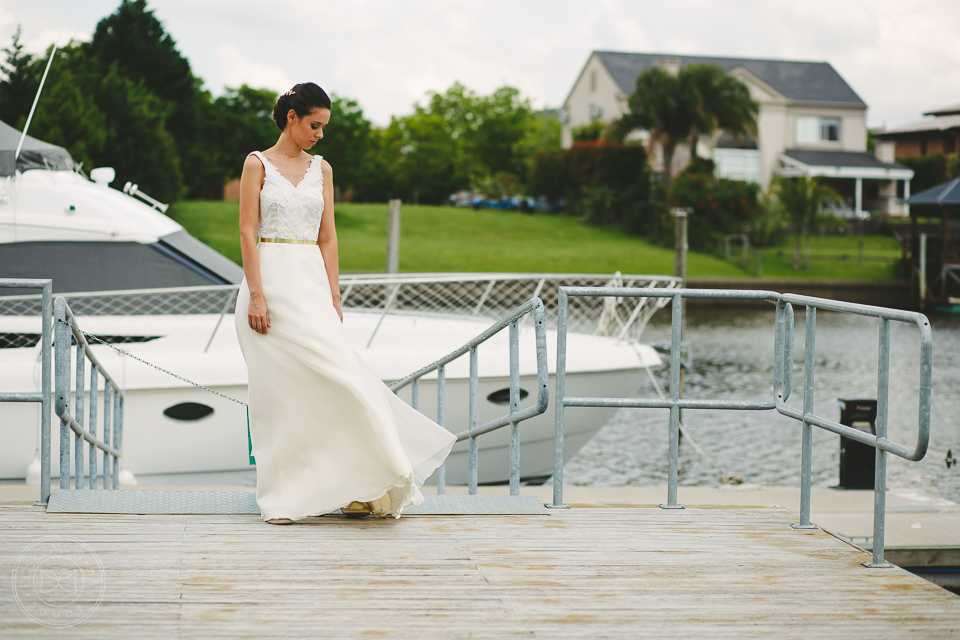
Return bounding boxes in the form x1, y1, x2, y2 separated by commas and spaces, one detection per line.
746, 234, 903, 281
167, 201, 902, 280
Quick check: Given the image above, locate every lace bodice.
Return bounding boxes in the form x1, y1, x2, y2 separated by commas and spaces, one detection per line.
249, 151, 324, 241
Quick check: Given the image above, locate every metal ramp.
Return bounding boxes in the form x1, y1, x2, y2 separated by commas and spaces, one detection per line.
45, 489, 549, 516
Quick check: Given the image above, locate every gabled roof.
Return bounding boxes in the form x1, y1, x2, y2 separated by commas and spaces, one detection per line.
905, 178, 960, 206
594, 51, 866, 107
874, 113, 960, 137
924, 103, 960, 117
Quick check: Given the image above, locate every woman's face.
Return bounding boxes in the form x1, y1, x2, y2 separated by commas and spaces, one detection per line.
287, 107, 330, 150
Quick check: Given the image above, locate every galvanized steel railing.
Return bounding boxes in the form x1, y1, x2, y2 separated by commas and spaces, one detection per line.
553, 287, 933, 568
390, 297, 549, 495
0, 279, 53, 503
53, 296, 125, 500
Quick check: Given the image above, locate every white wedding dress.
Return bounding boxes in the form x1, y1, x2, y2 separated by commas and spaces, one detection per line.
235, 151, 456, 521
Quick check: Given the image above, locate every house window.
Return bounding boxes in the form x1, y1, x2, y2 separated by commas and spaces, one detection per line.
590, 70, 596, 93
589, 104, 603, 120
713, 149, 761, 184
820, 117, 841, 141
796, 116, 842, 144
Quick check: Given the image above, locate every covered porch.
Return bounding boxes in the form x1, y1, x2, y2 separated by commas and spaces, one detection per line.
777, 149, 914, 217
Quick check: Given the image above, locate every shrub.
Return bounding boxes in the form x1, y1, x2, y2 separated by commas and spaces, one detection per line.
530, 143, 653, 233
667, 165, 761, 250
900, 154, 950, 193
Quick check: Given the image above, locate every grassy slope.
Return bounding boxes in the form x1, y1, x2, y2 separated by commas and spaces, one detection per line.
167, 201, 901, 280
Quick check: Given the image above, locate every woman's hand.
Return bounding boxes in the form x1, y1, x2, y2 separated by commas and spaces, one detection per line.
249, 294, 271, 334
333, 297, 343, 323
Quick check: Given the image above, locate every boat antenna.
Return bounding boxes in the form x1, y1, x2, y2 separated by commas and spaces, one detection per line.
13, 0, 74, 164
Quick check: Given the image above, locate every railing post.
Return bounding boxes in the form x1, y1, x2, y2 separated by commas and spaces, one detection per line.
661, 292, 684, 509
793, 305, 818, 530
468, 346, 478, 495
74, 340, 85, 489
103, 383, 112, 491
865, 318, 893, 567
39, 283, 52, 504
549, 288, 569, 509
54, 297, 70, 493
411, 378, 419, 411
89, 364, 98, 489
112, 388, 121, 489
436, 365, 446, 495
508, 319, 520, 495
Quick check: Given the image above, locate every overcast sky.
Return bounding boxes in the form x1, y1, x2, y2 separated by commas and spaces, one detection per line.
3, 0, 959, 129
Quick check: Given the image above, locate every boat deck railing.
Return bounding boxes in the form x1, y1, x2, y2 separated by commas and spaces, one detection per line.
390, 296, 549, 495
552, 286, 933, 567
0, 272, 682, 345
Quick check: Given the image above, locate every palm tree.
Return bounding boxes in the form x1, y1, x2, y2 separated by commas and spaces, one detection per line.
612, 67, 696, 185
613, 64, 758, 184
683, 64, 759, 159
770, 175, 840, 270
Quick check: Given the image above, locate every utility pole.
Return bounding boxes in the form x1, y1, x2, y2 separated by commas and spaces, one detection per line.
386, 199, 401, 273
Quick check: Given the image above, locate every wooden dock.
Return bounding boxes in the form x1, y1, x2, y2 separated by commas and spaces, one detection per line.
2, 500, 959, 638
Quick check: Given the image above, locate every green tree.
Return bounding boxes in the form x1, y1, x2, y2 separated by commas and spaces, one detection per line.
613, 67, 696, 185
683, 63, 758, 158
614, 64, 757, 184
0, 26, 39, 128
769, 175, 840, 270
87, 0, 207, 196
315, 95, 395, 202
208, 85, 279, 183
388, 110, 462, 204
23, 46, 107, 171
469, 86, 534, 179
93, 62, 183, 202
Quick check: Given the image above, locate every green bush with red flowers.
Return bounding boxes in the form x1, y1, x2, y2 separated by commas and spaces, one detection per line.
665, 161, 762, 249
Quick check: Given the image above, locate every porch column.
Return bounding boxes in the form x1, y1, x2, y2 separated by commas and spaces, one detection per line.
904, 179, 911, 217
855, 177, 863, 214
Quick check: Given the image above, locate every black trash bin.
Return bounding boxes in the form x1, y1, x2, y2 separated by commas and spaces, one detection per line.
838, 398, 877, 489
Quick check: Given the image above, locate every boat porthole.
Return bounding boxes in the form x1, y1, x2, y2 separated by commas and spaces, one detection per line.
486, 388, 529, 405
163, 402, 214, 421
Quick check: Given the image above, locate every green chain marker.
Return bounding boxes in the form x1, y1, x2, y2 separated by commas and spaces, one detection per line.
247, 406, 255, 465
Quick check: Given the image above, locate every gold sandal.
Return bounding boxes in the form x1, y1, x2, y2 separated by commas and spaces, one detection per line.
266, 518, 294, 525
341, 501, 372, 518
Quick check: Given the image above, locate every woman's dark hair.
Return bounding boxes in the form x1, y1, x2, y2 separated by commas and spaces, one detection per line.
272, 83, 331, 131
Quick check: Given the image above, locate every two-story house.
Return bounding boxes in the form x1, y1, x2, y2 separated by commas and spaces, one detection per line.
562, 51, 913, 215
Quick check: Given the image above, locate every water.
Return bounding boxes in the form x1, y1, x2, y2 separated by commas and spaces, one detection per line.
565, 307, 960, 503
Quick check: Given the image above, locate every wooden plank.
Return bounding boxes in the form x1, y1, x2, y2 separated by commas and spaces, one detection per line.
1, 503, 958, 639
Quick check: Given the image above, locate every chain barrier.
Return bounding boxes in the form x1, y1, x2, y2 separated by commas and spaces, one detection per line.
56, 318, 247, 407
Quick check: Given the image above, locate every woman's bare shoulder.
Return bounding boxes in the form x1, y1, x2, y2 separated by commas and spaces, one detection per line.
320, 157, 333, 176
244, 152, 265, 171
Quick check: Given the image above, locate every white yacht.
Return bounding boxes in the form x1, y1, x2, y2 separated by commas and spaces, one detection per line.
0, 121, 680, 486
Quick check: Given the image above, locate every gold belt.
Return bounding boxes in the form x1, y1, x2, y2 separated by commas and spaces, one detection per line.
259, 237, 315, 245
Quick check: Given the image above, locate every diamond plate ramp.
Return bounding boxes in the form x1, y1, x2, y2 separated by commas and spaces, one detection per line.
46, 489, 260, 515
45, 490, 548, 516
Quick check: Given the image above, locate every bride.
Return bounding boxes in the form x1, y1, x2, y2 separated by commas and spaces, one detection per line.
234, 82, 456, 524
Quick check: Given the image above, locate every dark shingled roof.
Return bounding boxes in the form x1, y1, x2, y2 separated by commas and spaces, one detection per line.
595, 52, 866, 107
783, 149, 905, 170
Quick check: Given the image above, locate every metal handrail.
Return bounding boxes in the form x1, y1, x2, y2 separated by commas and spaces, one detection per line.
0, 279, 52, 503
553, 287, 933, 568
390, 297, 549, 495
54, 297, 125, 497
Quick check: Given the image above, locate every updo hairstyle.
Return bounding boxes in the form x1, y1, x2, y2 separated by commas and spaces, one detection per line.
272, 83, 332, 131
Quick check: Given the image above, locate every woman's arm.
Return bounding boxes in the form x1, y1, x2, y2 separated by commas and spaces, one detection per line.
317, 159, 342, 322
239, 154, 271, 334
